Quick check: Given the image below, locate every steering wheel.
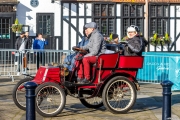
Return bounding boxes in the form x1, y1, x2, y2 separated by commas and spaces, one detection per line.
74, 47, 88, 54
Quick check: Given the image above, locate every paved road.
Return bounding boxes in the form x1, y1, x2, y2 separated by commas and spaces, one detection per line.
0, 77, 180, 120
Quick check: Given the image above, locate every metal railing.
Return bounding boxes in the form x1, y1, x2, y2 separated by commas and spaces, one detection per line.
0, 49, 73, 82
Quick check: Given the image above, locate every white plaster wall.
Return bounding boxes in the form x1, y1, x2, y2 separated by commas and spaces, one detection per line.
16, 0, 61, 36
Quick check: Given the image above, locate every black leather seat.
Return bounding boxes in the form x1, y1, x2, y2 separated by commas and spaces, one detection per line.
106, 44, 120, 53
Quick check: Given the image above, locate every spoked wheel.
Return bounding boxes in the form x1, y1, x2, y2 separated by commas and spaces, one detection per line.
102, 76, 136, 114
79, 90, 103, 108
35, 82, 66, 117
12, 78, 33, 110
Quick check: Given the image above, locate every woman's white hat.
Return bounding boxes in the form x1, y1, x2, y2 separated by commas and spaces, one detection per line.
127, 26, 136, 32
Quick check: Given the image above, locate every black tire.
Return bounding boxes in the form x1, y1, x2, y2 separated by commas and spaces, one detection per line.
12, 78, 33, 110
35, 82, 66, 117
79, 91, 103, 108
102, 76, 136, 114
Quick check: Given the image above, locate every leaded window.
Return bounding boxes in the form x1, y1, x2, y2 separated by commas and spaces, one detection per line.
93, 3, 115, 36
122, 4, 144, 36
0, 18, 10, 39
36, 13, 54, 36
149, 5, 169, 35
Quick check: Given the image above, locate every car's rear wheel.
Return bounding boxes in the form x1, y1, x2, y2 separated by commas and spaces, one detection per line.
102, 76, 136, 114
79, 90, 103, 108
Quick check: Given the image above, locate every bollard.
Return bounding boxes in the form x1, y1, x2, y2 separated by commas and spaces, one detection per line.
24, 81, 38, 120
36, 53, 39, 69
161, 80, 173, 120
42, 52, 45, 66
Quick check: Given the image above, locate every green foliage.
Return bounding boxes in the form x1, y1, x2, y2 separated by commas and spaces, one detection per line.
12, 24, 22, 33
150, 33, 171, 46
109, 33, 113, 40
15, 18, 19, 25
121, 36, 128, 41
11, 18, 22, 33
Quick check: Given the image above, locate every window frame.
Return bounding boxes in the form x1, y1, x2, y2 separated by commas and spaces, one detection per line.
92, 2, 116, 36
0, 18, 11, 39
36, 13, 54, 36
121, 3, 145, 36
149, 3, 170, 36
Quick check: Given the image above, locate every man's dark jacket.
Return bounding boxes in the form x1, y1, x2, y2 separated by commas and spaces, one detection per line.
15, 37, 31, 50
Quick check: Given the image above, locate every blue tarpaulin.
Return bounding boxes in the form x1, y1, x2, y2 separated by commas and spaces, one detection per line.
137, 52, 180, 91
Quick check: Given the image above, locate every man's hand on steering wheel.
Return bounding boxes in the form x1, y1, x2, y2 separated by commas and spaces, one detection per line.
72, 46, 79, 51
72, 46, 87, 54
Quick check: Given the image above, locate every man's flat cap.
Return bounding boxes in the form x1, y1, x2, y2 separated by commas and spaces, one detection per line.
85, 22, 97, 29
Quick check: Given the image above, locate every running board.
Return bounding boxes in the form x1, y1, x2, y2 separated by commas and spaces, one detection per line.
63, 81, 95, 87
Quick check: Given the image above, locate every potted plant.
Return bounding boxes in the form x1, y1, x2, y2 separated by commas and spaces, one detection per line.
11, 18, 23, 33
121, 36, 128, 42
150, 32, 171, 46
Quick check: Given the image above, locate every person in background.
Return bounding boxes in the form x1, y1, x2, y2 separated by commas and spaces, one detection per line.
15, 31, 30, 75
123, 25, 148, 56
25, 31, 32, 49
33, 33, 48, 67
64, 25, 89, 71
33, 33, 48, 50
111, 34, 119, 44
24, 31, 32, 70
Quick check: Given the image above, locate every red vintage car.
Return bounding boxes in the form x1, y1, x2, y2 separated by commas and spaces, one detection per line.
12, 45, 144, 117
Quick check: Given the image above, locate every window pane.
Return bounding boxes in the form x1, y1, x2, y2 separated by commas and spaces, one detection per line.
108, 19, 114, 34
43, 22, 46, 31
39, 16, 42, 21
101, 19, 107, 35
164, 6, 168, 17
137, 5, 142, 17
102, 4, 107, 16
43, 16, 46, 22
123, 19, 129, 36
2, 29, 5, 33
130, 19, 135, 25
94, 19, 100, 30
137, 19, 143, 33
157, 19, 162, 34
163, 19, 168, 34
39, 28, 43, 34
43, 29, 46, 35
130, 5, 135, 16
39, 22, 42, 28
108, 4, 114, 16
151, 6, 156, 17
94, 4, 100, 16
123, 5, 129, 16
150, 19, 156, 35
157, 6, 163, 17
